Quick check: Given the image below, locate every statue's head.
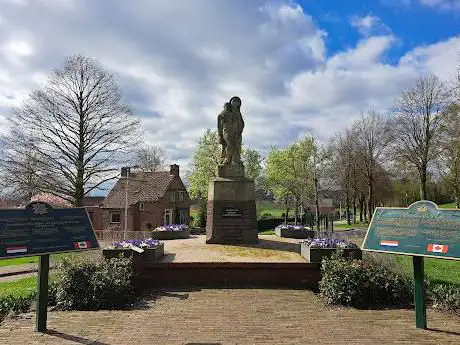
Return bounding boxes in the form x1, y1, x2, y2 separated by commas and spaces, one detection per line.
229, 96, 241, 110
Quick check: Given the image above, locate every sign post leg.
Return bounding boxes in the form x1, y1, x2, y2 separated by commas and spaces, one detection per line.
413, 256, 427, 329
36, 254, 49, 333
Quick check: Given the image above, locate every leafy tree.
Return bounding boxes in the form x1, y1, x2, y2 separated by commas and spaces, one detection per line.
265, 137, 314, 223
3, 54, 141, 206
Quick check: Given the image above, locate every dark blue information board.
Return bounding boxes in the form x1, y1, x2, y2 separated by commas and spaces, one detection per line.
0, 201, 99, 259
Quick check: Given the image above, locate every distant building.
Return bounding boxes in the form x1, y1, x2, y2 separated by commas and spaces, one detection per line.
95, 164, 191, 231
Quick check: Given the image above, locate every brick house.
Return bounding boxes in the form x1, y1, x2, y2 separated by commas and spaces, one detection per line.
100, 164, 191, 231
83, 196, 105, 230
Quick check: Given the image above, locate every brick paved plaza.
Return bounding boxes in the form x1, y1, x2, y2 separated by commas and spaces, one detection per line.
1, 288, 459, 345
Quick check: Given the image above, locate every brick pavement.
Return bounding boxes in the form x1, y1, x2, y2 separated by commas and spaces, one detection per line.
0, 289, 459, 344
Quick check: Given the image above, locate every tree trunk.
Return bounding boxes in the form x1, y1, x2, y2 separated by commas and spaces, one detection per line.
74, 167, 84, 207
314, 173, 320, 231
420, 167, 427, 200
367, 175, 374, 223
352, 193, 357, 224
345, 190, 351, 226
359, 195, 364, 223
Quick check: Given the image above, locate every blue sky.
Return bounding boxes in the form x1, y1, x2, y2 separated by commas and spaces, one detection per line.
0, 0, 459, 195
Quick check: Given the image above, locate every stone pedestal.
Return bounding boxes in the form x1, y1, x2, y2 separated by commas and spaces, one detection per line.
206, 164, 258, 244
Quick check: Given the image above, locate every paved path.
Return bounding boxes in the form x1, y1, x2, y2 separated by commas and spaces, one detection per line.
1, 289, 459, 344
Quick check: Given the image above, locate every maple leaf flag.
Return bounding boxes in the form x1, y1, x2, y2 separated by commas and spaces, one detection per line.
427, 244, 448, 254
73, 241, 91, 249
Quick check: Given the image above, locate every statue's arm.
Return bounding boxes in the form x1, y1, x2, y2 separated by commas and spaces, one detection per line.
217, 114, 224, 142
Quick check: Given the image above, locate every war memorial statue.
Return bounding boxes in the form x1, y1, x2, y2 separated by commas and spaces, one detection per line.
206, 96, 258, 244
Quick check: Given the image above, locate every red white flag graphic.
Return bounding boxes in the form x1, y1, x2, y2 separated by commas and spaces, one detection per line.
73, 241, 91, 249
427, 244, 448, 254
6, 246, 28, 254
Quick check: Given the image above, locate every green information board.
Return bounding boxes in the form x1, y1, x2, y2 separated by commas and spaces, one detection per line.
362, 201, 460, 261
0, 201, 99, 259
0, 201, 100, 333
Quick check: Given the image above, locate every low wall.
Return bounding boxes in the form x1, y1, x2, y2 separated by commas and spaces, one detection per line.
134, 262, 321, 289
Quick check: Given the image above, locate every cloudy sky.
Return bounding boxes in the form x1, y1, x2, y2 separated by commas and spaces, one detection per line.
0, 0, 459, 176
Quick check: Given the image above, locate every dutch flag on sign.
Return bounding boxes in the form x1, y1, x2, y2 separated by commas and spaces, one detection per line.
73, 241, 91, 249
6, 246, 28, 254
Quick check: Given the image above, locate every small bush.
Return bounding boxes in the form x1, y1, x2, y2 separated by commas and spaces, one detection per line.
0, 279, 58, 322
428, 282, 460, 313
56, 256, 135, 311
0, 294, 35, 321
319, 254, 413, 308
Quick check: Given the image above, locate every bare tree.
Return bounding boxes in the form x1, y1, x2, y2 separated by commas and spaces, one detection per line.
353, 110, 391, 219
439, 103, 460, 207
390, 74, 451, 200
329, 129, 359, 225
134, 145, 166, 172
5, 54, 141, 206
0, 132, 50, 201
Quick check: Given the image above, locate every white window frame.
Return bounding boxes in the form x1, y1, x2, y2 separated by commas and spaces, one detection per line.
178, 190, 187, 201
164, 208, 173, 225
179, 209, 187, 225
110, 212, 121, 224
139, 202, 144, 211
169, 191, 176, 202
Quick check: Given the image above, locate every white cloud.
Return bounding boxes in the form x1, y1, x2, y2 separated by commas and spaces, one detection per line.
0, 0, 458, 174
350, 15, 392, 36
419, 0, 460, 10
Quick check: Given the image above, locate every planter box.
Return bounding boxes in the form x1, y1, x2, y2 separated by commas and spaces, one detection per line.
102, 243, 165, 263
275, 227, 315, 239
151, 229, 190, 240
300, 243, 362, 263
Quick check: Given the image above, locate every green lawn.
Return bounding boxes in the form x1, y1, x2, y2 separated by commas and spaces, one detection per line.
0, 276, 39, 298
0, 253, 69, 268
438, 202, 459, 209
257, 201, 285, 218
0, 256, 40, 267
392, 255, 460, 285
259, 229, 275, 235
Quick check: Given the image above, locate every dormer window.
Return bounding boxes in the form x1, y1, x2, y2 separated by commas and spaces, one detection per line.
178, 190, 187, 201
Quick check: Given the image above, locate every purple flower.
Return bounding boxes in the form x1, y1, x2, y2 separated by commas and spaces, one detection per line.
154, 224, 189, 231
277, 224, 312, 231
300, 238, 358, 249
105, 238, 160, 249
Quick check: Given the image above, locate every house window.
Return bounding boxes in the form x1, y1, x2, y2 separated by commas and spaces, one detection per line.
178, 190, 187, 201
139, 203, 144, 211
164, 209, 173, 225
179, 209, 188, 225
169, 191, 176, 202
110, 212, 121, 224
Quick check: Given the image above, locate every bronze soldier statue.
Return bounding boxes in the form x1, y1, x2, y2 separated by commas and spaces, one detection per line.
217, 96, 244, 165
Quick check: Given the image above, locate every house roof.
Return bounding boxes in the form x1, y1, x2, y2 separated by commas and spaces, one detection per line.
102, 171, 175, 209
83, 196, 105, 207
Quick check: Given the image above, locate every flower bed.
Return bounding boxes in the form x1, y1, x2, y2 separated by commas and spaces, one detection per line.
151, 224, 190, 240
300, 238, 362, 263
102, 238, 164, 263
275, 224, 315, 239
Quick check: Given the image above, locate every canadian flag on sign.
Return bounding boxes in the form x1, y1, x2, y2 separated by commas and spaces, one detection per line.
73, 241, 91, 249
427, 244, 448, 254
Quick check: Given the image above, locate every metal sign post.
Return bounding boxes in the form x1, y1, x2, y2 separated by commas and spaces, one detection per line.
36, 254, 50, 333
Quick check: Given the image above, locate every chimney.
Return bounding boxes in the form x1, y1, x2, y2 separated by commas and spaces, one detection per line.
121, 167, 130, 178
170, 164, 179, 177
